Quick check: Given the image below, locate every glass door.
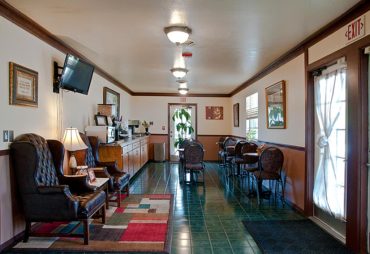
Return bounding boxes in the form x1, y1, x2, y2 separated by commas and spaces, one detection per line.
313, 58, 347, 241
169, 104, 197, 161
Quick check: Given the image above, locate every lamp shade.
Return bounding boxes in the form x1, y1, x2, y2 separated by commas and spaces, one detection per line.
61, 128, 87, 151
164, 26, 192, 44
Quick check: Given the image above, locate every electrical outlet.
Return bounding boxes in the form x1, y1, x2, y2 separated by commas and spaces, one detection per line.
8, 130, 14, 142
3, 130, 9, 142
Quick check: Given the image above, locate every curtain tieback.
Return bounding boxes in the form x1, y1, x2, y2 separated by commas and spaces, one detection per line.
318, 135, 329, 148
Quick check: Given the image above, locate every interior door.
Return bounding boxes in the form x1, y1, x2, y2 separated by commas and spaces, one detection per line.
312, 58, 347, 241
169, 104, 197, 161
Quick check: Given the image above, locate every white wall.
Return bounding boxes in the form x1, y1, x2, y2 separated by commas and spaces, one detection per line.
130, 96, 231, 135
0, 17, 131, 150
231, 54, 306, 147
309, 10, 370, 64
0, 16, 131, 245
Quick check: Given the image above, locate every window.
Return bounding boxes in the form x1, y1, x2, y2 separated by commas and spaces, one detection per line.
246, 92, 258, 140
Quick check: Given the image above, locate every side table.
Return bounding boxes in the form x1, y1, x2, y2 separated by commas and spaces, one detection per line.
90, 178, 110, 209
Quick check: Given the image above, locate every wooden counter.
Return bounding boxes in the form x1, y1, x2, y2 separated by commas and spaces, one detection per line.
98, 136, 149, 179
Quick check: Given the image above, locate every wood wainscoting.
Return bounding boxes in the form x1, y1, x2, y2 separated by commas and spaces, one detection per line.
149, 134, 228, 161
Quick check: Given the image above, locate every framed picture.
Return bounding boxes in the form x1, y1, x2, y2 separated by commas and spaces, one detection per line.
95, 115, 108, 126
9, 62, 38, 107
88, 168, 96, 183
205, 106, 223, 120
233, 103, 239, 127
265, 80, 286, 129
103, 87, 120, 119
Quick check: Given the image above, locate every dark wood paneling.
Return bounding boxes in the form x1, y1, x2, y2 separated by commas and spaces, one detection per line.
0, 149, 9, 156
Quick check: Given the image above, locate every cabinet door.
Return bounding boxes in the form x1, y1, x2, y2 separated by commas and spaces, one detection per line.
128, 151, 135, 178
141, 143, 148, 166
134, 148, 141, 174
122, 152, 129, 173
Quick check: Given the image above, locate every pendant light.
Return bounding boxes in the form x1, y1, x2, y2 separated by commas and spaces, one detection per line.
164, 25, 192, 44
171, 67, 188, 78
178, 87, 189, 95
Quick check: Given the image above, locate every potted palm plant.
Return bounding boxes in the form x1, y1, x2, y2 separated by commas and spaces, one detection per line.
172, 108, 194, 148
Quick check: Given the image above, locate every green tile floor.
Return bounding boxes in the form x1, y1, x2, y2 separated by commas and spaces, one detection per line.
130, 162, 303, 254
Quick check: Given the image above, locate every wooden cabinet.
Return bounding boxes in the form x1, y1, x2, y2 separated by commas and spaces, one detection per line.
99, 136, 149, 179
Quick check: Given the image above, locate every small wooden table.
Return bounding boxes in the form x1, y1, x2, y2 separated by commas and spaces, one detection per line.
90, 178, 110, 209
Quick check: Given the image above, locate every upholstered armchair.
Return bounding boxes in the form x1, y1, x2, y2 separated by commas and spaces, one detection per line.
79, 133, 130, 207
10, 133, 106, 245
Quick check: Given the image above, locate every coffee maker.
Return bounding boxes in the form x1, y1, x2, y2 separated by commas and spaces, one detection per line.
128, 120, 140, 136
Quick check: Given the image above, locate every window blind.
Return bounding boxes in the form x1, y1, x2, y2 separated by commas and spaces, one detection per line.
246, 93, 258, 119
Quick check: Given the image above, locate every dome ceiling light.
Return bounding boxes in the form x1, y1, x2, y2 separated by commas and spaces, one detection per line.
164, 25, 192, 44
171, 67, 188, 78
176, 79, 188, 89
178, 87, 189, 95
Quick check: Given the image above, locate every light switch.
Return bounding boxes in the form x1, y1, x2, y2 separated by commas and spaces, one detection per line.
3, 131, 9, 142
162, 126, 165, 131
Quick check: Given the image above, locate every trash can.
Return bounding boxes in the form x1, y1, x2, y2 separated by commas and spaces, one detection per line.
154, 142, 166, 162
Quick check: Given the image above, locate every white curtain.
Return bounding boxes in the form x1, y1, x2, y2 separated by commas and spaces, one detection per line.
313, 63, 346, 221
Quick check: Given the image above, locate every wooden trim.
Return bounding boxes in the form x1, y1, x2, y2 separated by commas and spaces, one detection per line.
0, 223, 39, 252
132, 92, 230, 97
0, 149, 9, 156
230, 0, 370, 96
284, 198, 305, 216
258, 140, 306, 152
0, 0, 133, 95
167, 103, 198, 160
197, 134, 229, 137
149, 133, 168, 136
359, 44, 369, 254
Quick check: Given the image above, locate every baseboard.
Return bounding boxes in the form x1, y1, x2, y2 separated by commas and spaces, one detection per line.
0, 223, 39, 252
284, 198, 305, 215
309, 216, 346, 244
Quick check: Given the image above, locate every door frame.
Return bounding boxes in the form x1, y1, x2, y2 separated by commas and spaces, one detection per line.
305, 35, 370, 252
167, 103, 198, 161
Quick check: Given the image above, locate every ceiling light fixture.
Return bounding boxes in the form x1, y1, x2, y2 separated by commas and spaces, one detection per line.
171, 67, 188, 78
177, 80, 188, 89
178, 87, 189, 95
164, 25, 192, 44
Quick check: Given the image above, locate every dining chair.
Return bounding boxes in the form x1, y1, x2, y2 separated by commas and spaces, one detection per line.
240, 142, 259, 191
231, 140, 247, 176
221, 137, 238, 169
184, 142, 205, 184
252, 147, 285, 205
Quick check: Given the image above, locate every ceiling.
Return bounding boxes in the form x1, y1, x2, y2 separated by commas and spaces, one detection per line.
6, 0, 361, 94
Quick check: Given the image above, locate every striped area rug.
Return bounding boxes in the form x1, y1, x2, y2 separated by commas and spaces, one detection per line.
12, 194, 173, 253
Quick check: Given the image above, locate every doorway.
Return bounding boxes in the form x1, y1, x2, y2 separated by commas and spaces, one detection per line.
168, 103, 197, 161
311, 58, 347, 242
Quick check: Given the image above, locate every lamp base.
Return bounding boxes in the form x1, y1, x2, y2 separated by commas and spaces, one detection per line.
69, 154, 77, 169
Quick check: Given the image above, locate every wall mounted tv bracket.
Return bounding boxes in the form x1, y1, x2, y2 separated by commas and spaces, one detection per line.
53, 61, 63, 94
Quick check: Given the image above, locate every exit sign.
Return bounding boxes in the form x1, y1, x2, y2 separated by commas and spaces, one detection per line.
345, 15, 365, 44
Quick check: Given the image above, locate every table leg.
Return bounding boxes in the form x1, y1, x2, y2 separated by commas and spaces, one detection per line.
105, 183, 109, 209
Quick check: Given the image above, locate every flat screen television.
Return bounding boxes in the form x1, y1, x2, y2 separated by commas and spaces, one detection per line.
60, 54, 94, 95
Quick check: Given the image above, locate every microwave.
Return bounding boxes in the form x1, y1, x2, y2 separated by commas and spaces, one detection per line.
85, 126, 115, 144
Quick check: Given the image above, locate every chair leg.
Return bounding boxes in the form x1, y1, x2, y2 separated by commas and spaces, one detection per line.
83, 219, 89, 245
23, 221, 31, 242
102, 204, 106, 224
125, 184, 130, 197
117, 189, 121, 208
255, 178, 261, 205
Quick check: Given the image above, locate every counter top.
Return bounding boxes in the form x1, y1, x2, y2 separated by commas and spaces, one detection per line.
103, 135, 149, 146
